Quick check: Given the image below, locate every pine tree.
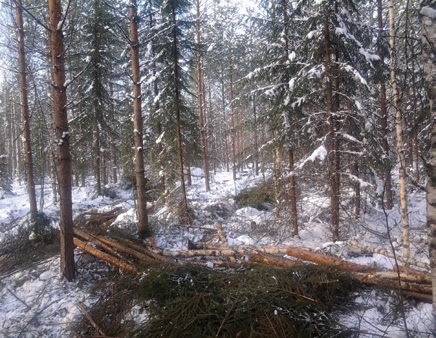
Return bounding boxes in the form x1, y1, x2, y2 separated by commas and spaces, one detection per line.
48, 0, 75, 280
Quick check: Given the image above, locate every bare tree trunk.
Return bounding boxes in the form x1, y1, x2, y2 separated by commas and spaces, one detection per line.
195, 5, 211, 190
129, 0, 149, 238
421, 1, 436, 332
109, 83, 118, 184
221, 72, 229, 173
15, 0, 37, 218
282, 0, 298, 234
49, 0, 75, 281
324, 8, 340, 241
377, 0, 394, 209
170, 1, 189, 222
230, 73, 237, 181
389, 0, 410, 259
45, 55, 58, 202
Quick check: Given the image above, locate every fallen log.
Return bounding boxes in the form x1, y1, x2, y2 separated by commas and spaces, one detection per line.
113, 236, 171, 263
350, 240, 430, 271
250, 251, 301, 268
73, 238, 138, 275
354, 272, 432, 294
162, 249, 239, 258
286, 247, 378, 273
81, 232, 156, 264
74, 228, 124, 260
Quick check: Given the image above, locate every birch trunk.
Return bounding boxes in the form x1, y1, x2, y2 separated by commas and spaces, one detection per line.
389, 0, 410, 259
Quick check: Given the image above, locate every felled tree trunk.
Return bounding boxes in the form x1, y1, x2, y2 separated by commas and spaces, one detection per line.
286, 247, 378, 273
74, 238, 138, 275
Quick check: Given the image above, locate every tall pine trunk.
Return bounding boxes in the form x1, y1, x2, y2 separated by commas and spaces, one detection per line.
170, 1, 189, 222
377, 0, 393, 210
230, 72, 237, 181
324, 8, 340, 241
195, 0, 211, 191
129, 0, 149, 238
389, 0, 410, 259
282, 0, 298, 235
16, 0, 37, 218
49, 0, 75, 280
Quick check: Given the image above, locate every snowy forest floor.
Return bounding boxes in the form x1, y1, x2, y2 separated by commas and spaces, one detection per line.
0, 167, 433, 337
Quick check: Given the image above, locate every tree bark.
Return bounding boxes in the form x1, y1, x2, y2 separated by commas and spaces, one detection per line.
195, 2, 211, 191
15, 0, 37, 218
419, 2, 436, 328
49, 0, 75, 281
170, 1, 189, 222
129, 0, 149, 238
324, 6, 340, 241
74, 238, 138, 275
389, 0, 410, 259
377, 0, 393, 210
230, 72, 237, 181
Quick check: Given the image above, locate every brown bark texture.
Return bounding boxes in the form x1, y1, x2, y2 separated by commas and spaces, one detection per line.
324, 7, 340, 241
196, 0, 210, 192
49, 0, 75, 281
129, 0, 149, 238
16, 0, 37, 218
377, 0, 393, 210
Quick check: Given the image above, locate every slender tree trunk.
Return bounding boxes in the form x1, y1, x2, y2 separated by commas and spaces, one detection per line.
421, 1, 436, 332
230, 72, 237, 181
109, 83, 117, 184
49, 0, 75, 281
196, 0, 210, 191
170, 1, 189, 222
16, 0, 37, 218
221, 72, 229, 173
45, 55, 58, 202
378, 0, 393, 209
282, 0, 298, 234
389, 0, 409, 259
252, 92, 259, 176
324, 8, 340, 241
129, 0, 149, 237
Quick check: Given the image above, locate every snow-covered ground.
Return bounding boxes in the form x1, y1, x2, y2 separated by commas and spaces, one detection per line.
0, 168, 433, 337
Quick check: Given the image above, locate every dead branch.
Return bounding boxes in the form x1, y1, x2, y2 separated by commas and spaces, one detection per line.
76, 302, 106, 337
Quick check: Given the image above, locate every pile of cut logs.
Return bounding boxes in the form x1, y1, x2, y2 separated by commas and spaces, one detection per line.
73, 209, 432, 303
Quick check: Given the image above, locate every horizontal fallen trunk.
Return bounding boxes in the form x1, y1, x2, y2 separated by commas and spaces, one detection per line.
73, 238, 138, 275
74, 228, 124, 260
114, 236, 171, 263
77, 230, 156, 264
162, 249, 239, 258
350, 240, 430, 271
250, 251, 301, 268
286, 247, 378, 273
